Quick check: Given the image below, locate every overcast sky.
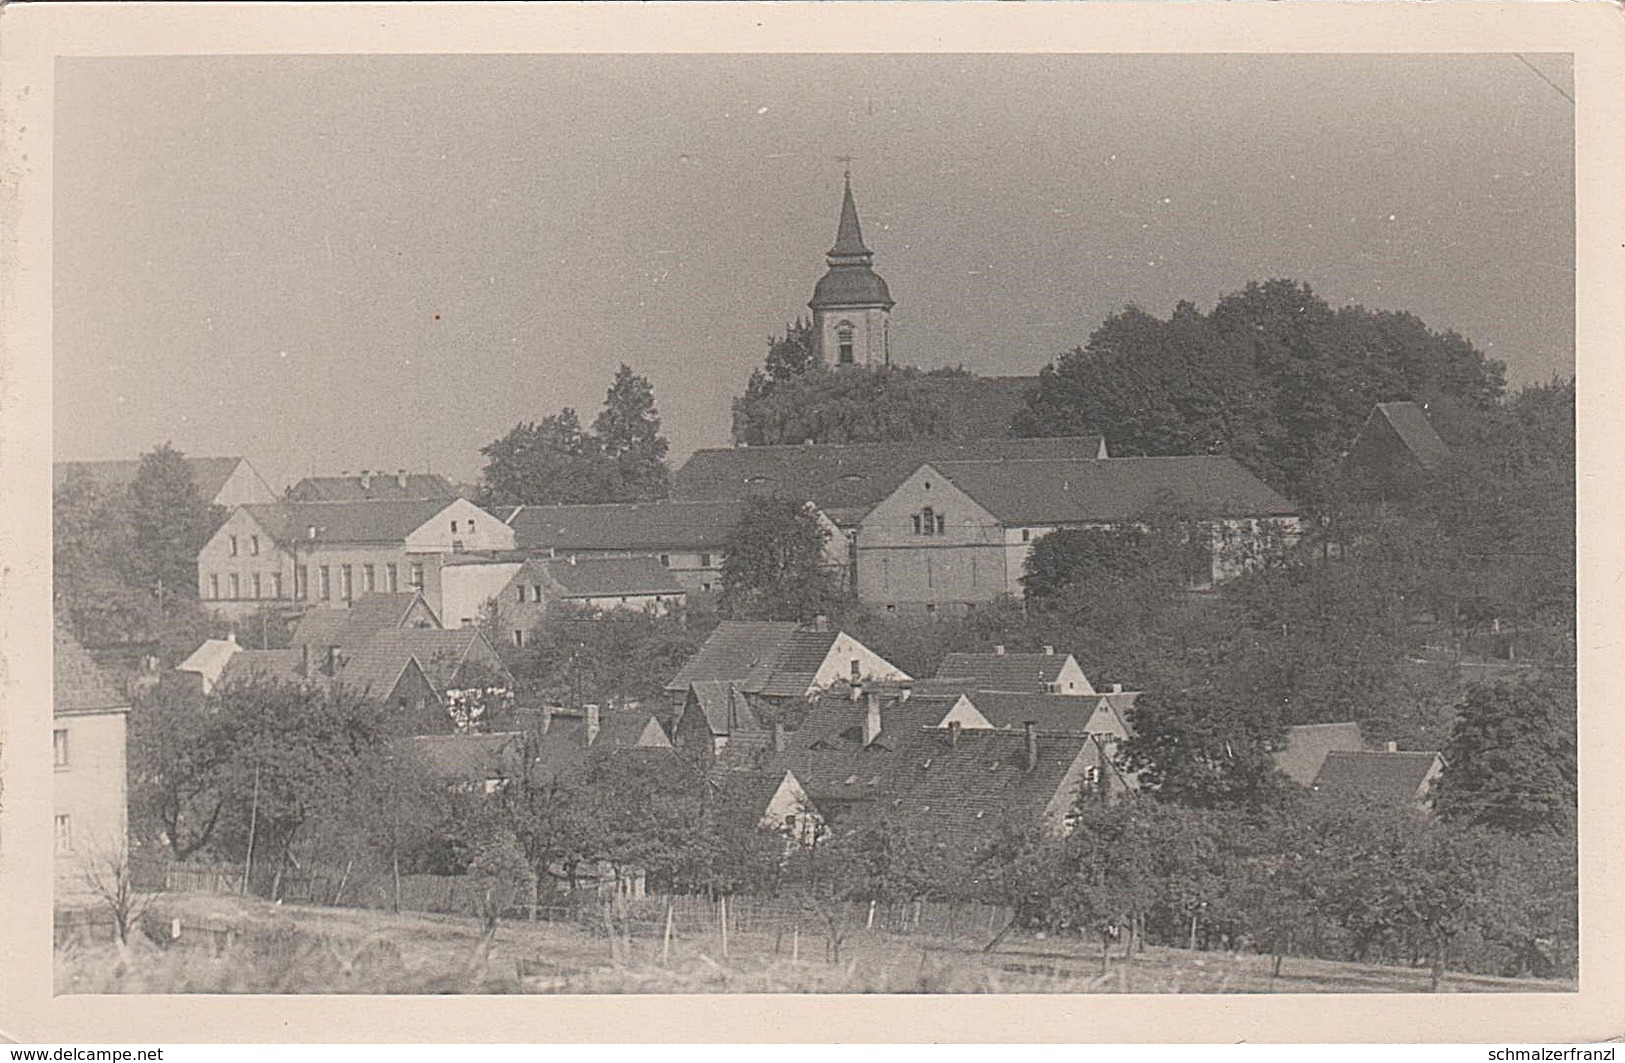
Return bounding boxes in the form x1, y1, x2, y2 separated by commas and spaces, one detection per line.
53, 53, 1573, 489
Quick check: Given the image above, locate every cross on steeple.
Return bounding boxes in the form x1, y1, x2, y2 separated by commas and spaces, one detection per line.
834, 154, 857, 179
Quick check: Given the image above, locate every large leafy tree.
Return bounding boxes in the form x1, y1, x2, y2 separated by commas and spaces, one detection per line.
763, 317, 818, 385
1432, 675, 1577, 834
128, 443, 226, 605
479, 365, 671, 506
593, 363, 670, 502
718, 497, 845, 621
1014, 280, 1506, 506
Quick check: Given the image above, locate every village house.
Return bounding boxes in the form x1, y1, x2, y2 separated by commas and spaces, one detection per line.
54, 625, 130, 891
1338, 401, 1452, 503
196, 497, 514, 619
1312, 745, 1447, 811
708, 769, 822, 846
498, 500, 752, 595
1272, 722, 1367, 787
55, 455, 278, 509
285, 469, 457, 502
663, 620, 910, 750
428, 553, 686, 641
855, 456, 1299, 614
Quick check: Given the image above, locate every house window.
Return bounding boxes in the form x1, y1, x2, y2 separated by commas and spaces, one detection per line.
936, 513, 947, 535
920, 507, 935, 536
209, 574, 220, 600
1022, 528, 1031, 542
410, 563, 424, 589
250, 535, 260, 557
836, 321, 855, 365
925, 603, 937, 617
450, 520, 459, 534
229, 535, 238, 557
229, 574, 240, 599
700, 553, 712, 568
363, 564, 376, 593
516, 585, 527, 603
386, 564, 398, 593
911, 515, 921, 535
341, 565, 354, 600
272, 572, 284, 599
53, 728, 69, 768
532, 584, 543, 601
701, 582, 713, 592
659, 554, 670, 567
296, 566, 308, 599
319, 566, 332, 600
252, 573, 262, 599
513, 629, 525, 648
468, 520, 475, 533
54, 814, 72, 854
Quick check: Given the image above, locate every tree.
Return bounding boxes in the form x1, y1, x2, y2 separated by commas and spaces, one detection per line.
592, 364, 670, 502
732, 365, 976, 447
718, 498, 844, 621
1015, 281, 1506, 507
1119, 684, 1292, 810
79, 840, 158, 949
477, 409, 616, 507
1433, 675, 1577, 834
763, 317, 818, 385
509, 601, 717, 709
128, 680, 237, 861
128, 443, 225, 605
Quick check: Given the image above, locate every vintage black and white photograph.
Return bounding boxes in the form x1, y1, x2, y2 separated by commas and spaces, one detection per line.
40, 38, 1581, 1001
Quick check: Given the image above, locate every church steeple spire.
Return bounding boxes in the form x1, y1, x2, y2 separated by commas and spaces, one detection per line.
828, 171, 872, 260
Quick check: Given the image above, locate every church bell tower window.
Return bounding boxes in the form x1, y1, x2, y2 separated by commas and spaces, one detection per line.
837, 322, 855, 365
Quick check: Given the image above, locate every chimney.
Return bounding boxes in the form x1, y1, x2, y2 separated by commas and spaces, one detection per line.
1386, 740, 1398, 753
772, 721, 787, 753
307, 525, 318, 539
586, 703, 601, 746
325, 645, 340, 676
1041, 645, 1054, 656
397, 469, 408, 489
360, 470, 373, 491
994, 645, 1006, 656
813, 614, 828, 632
862, 690, 882, 746
1111, 682, 1123, 694
899, 679, 913, 702
226, 630, 238, 646
849, 659, 862, 700
1023, 721, 1039, 772
948, 720, 961, 748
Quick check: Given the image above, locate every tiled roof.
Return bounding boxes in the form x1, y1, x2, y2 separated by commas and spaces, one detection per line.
338, 627, 504, 698
931, 456, 1297, 525
504, 500, 745, 552
406, 733, 524, 781
286, 473, 456, 502
755, 630, 845, 698
524, 556, 685, 599
593, 709, 672, 750
53, 456, 247, 503
1313, 750, 1442, 805
54, 624, 128, 713
218, 649, 305, 686
671, 437, 1108, 525
1273, 722, 1366, 787
1375, 402, 1451, 470
663, 621, 804, 693
935, 651, 1075, 691
685, 681, 763, 736
962, 690, 1120, 735
790, 689, 961, 753
290, 593, 436, 656
240, 499, 452, 546
709, 769, 797, 830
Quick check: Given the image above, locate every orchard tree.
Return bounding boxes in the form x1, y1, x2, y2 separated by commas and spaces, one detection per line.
718, 498, 845, 621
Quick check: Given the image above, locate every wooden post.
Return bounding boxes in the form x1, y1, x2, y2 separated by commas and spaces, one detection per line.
333, 858, 354, 906
866, 899, 876, 930
719, 895, 730, 960
662, 901, 674, 966
792, 926, 800, 964
241, 766, 261, 896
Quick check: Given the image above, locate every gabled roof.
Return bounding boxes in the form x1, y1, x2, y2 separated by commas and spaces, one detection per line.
790, 688, 962, 753
55, 624, 129, 714
1373, 402, 1452, 470
503, 500, 745, 553
928, 457, 1297, 525
935, 651, 1077, 692
286, 472, 456, 502
685, 680, 764, 736
710, 769, 806, 831
290, 593, 438, 656
664, 621, 826, 694
671, 437, 1108, 525
175, 637, 242, 689
1313, 750, 1443, 805
239, 499, 454, 546
961, 690, 1125, 735
54, 456, 251, 504
338, 627, 505, 699
1274, 722, 1366, 787
406, 732, 524, 782
523, 555, 685, 599
593, 709, 673, 750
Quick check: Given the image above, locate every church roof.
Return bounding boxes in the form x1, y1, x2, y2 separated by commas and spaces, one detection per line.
811, 174, 893, 311
829, 174, 872, 258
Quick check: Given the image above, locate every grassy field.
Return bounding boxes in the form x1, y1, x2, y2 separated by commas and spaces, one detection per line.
55, 892, 1573, 995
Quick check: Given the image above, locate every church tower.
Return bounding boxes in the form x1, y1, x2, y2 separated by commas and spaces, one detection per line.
809, 173, 894, 368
